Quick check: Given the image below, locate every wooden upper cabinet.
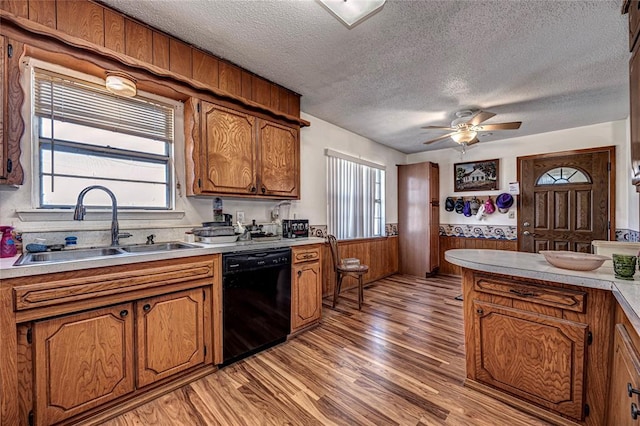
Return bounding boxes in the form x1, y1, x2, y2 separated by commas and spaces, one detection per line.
136, 289, 206, 388
629, 0, 640, 51
631, 47, 640, 184
199, 101, 257, 194
188, 99, 300, 199
258, 119, 299, 198
33, 303, 135, 425
56, 0, 104, 46
124, 19, 153, 63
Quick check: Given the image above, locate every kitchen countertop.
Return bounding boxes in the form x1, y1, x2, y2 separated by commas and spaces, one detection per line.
445, 249, 640, 337
0, 237, 326, 279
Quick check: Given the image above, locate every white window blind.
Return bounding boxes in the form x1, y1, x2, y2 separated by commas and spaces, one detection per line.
326, 149, 385, 239
33, 67, 175, 209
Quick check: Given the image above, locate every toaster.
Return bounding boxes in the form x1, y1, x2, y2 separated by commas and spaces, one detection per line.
282, 219, 309, 238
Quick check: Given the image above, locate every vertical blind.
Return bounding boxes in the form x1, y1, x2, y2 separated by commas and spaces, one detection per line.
326, 150, 385, 239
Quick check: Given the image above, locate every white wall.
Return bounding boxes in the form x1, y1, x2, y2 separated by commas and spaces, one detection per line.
407, 120, 638, 232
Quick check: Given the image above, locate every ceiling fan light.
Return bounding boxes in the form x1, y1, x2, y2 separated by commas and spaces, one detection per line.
105, 72, 137, 97
451, 130, 477, 144
317, 0, 386, 28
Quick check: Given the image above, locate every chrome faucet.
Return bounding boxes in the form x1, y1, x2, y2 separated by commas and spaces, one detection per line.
73, 185, 132, 246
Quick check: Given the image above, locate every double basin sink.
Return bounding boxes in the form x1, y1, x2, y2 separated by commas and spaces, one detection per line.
14, 242, 200, 266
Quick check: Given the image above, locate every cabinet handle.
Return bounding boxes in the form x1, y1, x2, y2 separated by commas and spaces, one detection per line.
119, 310, 128, 318
509, 289, 538, 297
261, 186, 266, 194
476, 308, 483, 315
250, 186, 257, 193
143, 304, 151, 312
297, 270, 302, 277
628, 383, 640, 397
632, 402, 640, 420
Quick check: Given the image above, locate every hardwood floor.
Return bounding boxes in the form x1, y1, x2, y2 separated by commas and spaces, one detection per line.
103, 274, 552, 426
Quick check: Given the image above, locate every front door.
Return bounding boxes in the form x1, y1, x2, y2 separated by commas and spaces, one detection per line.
518, 147, 614, 253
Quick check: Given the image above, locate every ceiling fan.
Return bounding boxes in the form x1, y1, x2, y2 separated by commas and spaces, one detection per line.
422, 110, 522, 146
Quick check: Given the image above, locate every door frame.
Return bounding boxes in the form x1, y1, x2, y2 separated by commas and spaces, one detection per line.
516, 146, 616, 251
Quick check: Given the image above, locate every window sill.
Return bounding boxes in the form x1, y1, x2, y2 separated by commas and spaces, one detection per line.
16, 209, 185, 222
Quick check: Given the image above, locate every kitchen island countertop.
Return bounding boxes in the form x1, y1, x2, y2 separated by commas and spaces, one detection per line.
0, 237, 326, 280
445, 249, 640, 337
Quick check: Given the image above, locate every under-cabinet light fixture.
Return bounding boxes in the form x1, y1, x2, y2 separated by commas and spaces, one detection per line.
317, 0, 386, 28
105, 71, 137, 97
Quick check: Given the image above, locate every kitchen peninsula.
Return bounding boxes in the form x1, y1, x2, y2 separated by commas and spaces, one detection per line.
446, 249, 640, 426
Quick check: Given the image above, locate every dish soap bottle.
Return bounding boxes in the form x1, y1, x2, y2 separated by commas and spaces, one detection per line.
0, 226, 17, 258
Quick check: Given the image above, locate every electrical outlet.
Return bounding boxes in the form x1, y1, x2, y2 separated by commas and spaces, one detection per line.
508, 210, 515, 219
236, 211, 245, 223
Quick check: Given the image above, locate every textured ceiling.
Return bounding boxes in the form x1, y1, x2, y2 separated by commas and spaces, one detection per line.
100, 0, 629, 154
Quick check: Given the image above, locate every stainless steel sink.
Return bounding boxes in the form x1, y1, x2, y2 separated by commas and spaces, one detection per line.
14, 247, 125, 265
119, 242, 199, 253
13, 242, 200, 266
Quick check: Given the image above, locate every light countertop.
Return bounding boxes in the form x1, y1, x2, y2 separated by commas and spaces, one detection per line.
445, 249, 640, 336
0, 237, 326, 280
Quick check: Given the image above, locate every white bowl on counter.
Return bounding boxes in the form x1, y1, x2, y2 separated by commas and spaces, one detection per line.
539, 250, 610, 271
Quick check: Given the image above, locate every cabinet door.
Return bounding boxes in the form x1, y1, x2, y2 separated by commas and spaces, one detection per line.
473, 300, 588, 421
607, 324, 640, 426
631, 47, 640, 184
291, 261, 322, 331
257, 119, 299, 198
33, 303, 135, 425
199, 101, 257, 194
0, 35, 6, 179
136, 288, 205, 387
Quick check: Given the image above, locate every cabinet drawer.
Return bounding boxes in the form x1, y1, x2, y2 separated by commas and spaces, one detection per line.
292, 246, 321, 264
474, 274, 586, 313
14, 258, 216, 311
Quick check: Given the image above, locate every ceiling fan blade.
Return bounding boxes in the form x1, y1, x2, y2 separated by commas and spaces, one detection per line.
421, 125, 453, 130
476, 122, 522, 131
468, 111, 496, 126
423, 133, 456, 145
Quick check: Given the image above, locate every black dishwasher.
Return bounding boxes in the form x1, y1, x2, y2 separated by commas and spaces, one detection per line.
222, 248, 291, 365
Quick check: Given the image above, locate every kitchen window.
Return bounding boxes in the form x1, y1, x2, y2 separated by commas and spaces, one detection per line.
326, 149, 386, 239
30, 64, 177, 210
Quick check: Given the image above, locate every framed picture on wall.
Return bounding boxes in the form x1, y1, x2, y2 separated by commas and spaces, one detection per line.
454, 159, 499, 192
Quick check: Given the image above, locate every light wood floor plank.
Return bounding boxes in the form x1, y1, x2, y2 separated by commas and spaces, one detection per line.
103, 274, 553, 426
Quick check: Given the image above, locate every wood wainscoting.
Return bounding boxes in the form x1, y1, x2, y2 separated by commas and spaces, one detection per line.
439, 236, 517, 276
321, 236, 398, 298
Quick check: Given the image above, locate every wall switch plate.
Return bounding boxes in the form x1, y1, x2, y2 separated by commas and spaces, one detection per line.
236, 211, 245, 223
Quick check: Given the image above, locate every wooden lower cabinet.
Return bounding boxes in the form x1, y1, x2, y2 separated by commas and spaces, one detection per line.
136, 289, 206, 388
607, 324, 640, 425
473, 300, 587, 420
463, 269, 614, 426
32, 303, 135, 426
291, 245, 322, 332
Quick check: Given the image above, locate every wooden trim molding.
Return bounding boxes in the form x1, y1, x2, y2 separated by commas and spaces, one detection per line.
0, 8, 309, 127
